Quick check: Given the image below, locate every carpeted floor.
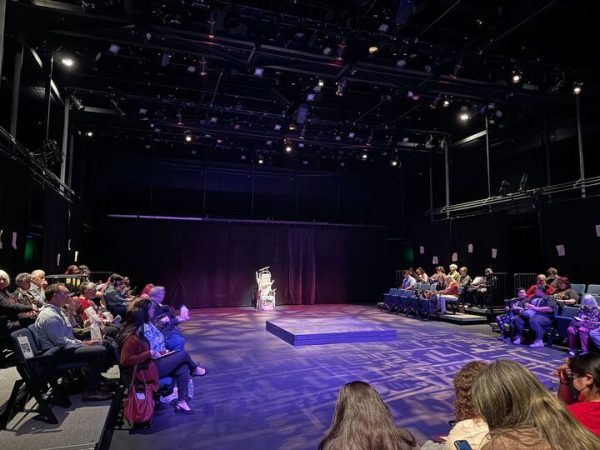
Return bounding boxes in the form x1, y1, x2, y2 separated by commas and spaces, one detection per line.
108, 304, 567, 450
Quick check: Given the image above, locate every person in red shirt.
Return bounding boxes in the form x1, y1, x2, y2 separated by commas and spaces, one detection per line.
556, 354, 600, 437
526, 273, 556, 298
437, 275, 460, 314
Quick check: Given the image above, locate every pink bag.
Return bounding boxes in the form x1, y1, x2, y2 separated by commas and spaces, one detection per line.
123, 365, 155, 425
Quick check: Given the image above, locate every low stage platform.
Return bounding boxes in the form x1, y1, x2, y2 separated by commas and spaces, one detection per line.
266, 317, 397, 345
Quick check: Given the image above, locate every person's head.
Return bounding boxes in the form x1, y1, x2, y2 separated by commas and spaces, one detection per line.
80, 282, 97, 299
45, 283, 70, 307
149, 286, 166, 303
454, 361, 488, 422
472, 360, 600, 450
0, 270, 10, 290
15, 272, 31, 290
484, 268, 493, 276
320, 381, 416, 450
516, 288, 527, 299
581, 294, 598, 310
109, 273, 124, 287
130, 297, 152, 322
30, 270, 46, 288
459, 266, 468, 276
446, 275, 454, 284
568, 353, 600, 400
547, 267, 558, 277
436, 266, 446, 274
534, 285, 548, 298
66, 265, 80, 275
78, 265, 91, 276
536, 273, 547, 285
556, 276, 570, 290
123, 276, 131, 287
449, 264, 458, 273
415, 267, 424, 275
116, 306, 147, 348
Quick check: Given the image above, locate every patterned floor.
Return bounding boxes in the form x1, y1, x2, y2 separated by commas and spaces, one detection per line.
109, 304, 567, 450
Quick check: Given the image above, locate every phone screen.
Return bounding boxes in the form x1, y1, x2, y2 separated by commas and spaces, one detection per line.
454, 440, 473, 450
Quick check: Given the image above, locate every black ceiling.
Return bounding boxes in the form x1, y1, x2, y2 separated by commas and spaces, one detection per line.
4, 0, 598, 170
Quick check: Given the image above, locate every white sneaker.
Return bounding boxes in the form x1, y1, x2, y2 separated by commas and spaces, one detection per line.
160, 389, 178, 404
512, 337, 521, 345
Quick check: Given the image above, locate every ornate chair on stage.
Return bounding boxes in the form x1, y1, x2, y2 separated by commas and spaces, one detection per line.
256, 267, 276, 311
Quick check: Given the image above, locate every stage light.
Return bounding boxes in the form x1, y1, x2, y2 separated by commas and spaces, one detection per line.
258, 158, 264, 164
396, 59, 407, 67
391, 160, 398, 167
199, 57, 207, 76
185, 135, 192, 142
361, 152, 368, 160
288, 123, 296, 131
443, 99, 450, 107
285, 144, 292, 153
318, 80, 324, 87
368, 46, 379, 54
161, 53, 171, 67
71, 96, 85, 111
85, 131, 93, 137
336, 38, 346, 61
177, 110, 183, 126
61, 57, 74, 67
512, 72, 522, 84
254, 67, 264, 77
322, 47, 332, 56
208, 14, 215, 38
336, 78, 347, 97
274, 124, 282, 131
459, 112, 470, 121
108, 44, 120, 55
348, 132, 355, 139
573, 83, 582, 95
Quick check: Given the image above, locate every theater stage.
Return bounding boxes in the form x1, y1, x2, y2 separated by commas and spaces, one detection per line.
101, 305, 569, 449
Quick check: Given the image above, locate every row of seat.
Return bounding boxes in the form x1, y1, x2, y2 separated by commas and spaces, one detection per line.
380, 284, 456, 320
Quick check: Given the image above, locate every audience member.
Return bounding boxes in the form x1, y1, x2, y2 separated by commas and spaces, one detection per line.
445, 361, 489, 450
567, 295, 600, 356
546, 267, 560, 288
556, 353, 600, 436
79, 282, 119, 339
525, 274, 556, 298
415, 267, 429, 284
448, 264, 460, 283
13, 272, 44, 308
436, 275, 460, 315
495, 288, 526, 342
34, 283, 113, 401
401, 270, 417, 290
458, 267, 471, 288
149, 286, 190, 352
319, 381, 417, 450
472, 360, 600, 450
554, 277, 579, 306
29, 269, 47, 304
104, 273, 131, 317
429, 266, 447, 290
117, 306, 193, 414
513, 285, 557, 348
466, 268, 496, 308
1, 270, 38, 336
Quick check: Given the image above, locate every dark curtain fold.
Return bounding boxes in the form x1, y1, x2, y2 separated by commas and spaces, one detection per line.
85, 219, 385, 308
43, 188, 69, 272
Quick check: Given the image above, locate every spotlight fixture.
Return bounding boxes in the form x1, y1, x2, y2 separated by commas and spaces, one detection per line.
336, 38, 347, 61
443, 99, 450, 107
459, 112, 470, 121
396, 59, 407, 67
288, 123, 296, 131
61, 57, 74, 67
274, 124, 282, 131
391, 160, 398, 167
361, 152, 368, 160
258, 157, 264, 165
368, 45, 379, 54
318, 80, 324, 87
429, 94, 441, 109
208, 14, 216, 38
254, 67, 264, 77
185, 135, 192, 142
285, 144, 292, 153
322, 47, 333, 56
511, 72, 522, 84
177, 110, 183, 126
71, 96, 84, 111
336, 78, 347, 97
85, 131, 93, 137
108, 44, 120, 55
573, 83, 582, 95
199, 57, 207, 76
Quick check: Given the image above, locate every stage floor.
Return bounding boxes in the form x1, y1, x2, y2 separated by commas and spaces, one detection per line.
106, 304, 567, 450
266, 317, 397, 345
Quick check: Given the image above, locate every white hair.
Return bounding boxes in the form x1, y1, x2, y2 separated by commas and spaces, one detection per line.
0, 270, 10, 284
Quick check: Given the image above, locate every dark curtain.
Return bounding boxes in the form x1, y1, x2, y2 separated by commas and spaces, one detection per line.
85, 218, 386, 308
0, 155, 30, 275
43, 188, 70, 272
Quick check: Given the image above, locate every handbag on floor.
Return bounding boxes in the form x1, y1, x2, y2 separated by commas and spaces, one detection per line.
124, 365, 155, 426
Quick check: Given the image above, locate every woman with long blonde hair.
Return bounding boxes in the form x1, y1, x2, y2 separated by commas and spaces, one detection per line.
472, 360, 600, 450
319, 381, 416, 450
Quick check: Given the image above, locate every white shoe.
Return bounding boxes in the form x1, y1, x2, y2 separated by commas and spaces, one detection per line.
160, 389, 178, 404
512, 338, 521, 345
530, 340, 544, 348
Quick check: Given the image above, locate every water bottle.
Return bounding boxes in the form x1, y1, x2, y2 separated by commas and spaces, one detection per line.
188, 379, 194, 399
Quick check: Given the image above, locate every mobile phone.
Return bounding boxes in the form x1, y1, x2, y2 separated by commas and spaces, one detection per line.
454, 440, 473, 450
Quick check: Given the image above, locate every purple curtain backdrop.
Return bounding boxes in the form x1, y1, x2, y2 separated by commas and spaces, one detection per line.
85, 218, 386, 308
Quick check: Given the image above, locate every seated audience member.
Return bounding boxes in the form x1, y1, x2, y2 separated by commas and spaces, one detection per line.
79, 282, 119, 339
445, 361, 489, 450
136, 298, 206, 377
140, 283, 154, 299
149, 286, 190, 352
567, 295, 600, 356
13, 272, 44, 308
472, 360, 600, 450
513, 285, 557, 348
458, 267, 471, 288
556, 353, 600, 436
34, 283, 113, 401
429, 266, 447, 290
525, 274, 556, 298
122, 276, 135, 296
65, 264, 83, 292
78, 265, 91, 277
103, 273, 132, 317
29, 269, 47, 305
448, 264, 460, 283
1, 270, 39, 336
467, 268, 496, 308
117, 306, 193, 414
319, 381, 417, 450
401, 270, 417, 290
63, 292, 91, 340
436, 275, 460, 315
415, 267, 429, 283
546, 266, 560, 288
496, 288, 526, 342
554, 277, 579, 306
